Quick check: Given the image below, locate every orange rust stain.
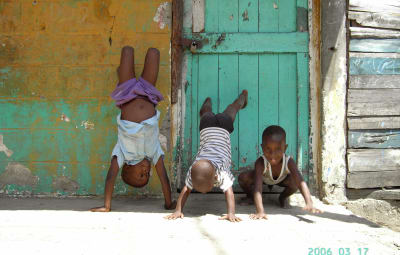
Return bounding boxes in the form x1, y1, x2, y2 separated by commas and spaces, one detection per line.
93, 0, 113, 22
310, 0, 322, 196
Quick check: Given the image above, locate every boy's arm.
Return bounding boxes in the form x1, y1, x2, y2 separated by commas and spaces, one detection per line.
164, 185, 191, 220
287, 159, 322, 214
155, 156, 176, 210
250, 158, 268, 220
90, 156, 119, 212
219, 187, 242, 222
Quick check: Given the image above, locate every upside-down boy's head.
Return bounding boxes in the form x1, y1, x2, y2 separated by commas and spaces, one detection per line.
191, 160, 215, 193
122, 159, 151, 188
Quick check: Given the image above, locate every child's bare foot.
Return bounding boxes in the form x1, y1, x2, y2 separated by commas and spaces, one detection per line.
90, 206, 111, 212
200, 97, 212, 116
240, 90, 248, 109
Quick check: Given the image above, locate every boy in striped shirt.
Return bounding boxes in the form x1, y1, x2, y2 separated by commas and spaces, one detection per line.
165, 90, 248, 222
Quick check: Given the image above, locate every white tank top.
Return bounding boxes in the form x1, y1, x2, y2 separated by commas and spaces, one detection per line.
261, 154, 291, 185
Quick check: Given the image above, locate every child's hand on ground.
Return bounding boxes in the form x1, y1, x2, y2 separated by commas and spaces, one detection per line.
90, 206, 111, 212
164, 211, 184, 220
302, 204, 323, 214
164, 200, 177, 210
249, 213, 268, 220
219, 213, 242, 222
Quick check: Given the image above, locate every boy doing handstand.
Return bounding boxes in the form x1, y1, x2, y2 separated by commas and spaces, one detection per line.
238, 125, 321, 219
91, 46, 175, 212
165, 91, 248, 222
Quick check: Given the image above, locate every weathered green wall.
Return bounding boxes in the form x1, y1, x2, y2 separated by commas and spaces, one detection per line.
0, 0, 173, 196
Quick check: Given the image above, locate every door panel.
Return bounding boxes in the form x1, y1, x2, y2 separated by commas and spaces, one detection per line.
181, 0, 309, 187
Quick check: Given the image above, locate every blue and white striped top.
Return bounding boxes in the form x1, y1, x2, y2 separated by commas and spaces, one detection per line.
185, 127, 235, 192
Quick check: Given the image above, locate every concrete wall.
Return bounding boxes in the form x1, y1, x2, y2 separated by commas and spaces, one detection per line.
0, 0, 173, 196
319, 0, 347, 203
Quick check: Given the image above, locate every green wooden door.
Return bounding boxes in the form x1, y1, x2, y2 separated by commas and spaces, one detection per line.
182, 0, 309, 188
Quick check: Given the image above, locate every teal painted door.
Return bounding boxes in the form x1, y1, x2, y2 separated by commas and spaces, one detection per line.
182, 0, 310, 188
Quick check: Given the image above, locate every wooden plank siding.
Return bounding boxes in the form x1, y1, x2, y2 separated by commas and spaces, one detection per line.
347, 149, 400, 188
349, 0, 400, 14
350, 75, 400, 89
350, 27, 400, 39
347, 89, 400, 117
348, 117, 400, 130
348, 130, 400, 149
350, 39, 400, 53
348, 11, 400, 30
347, 0, 400, 190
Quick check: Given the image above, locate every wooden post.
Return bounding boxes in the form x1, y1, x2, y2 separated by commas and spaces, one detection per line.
171, 0, 183, 104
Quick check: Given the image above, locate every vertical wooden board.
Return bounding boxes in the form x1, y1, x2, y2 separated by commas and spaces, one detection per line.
279, 54, 297, 160
259, 54, 279, 148
218, 0, 239, 32
238, 54, 259, 171
297, 52, 309, 177
184, 52, 193, 165
239, 0, 259, 32
191, 55, 199, 159
297, 0, 308, 8
219, 54, 240, 172
259, 0, 279, 32
279, 0, 297, 32
205, 0, 219, 32
198, 55, 219, 110
296, 0, 308, 32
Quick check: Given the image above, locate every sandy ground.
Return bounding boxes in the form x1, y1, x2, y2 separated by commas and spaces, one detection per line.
0, 194, 399, 255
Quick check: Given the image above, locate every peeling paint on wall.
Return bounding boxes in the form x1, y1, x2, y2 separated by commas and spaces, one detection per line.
52, 176, 79, 193
153, 2, 172, 29
0, 67, 11, 88
159, 134, 168, 152
0, 163, 39, 188
81, 120, 94, 130
0, 135, 13, 157
60, 113, 71, 122
0, 0, 172, 196
242, 9, 249, 21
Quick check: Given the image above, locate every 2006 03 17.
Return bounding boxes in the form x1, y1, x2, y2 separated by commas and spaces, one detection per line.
308, 247, 369, 255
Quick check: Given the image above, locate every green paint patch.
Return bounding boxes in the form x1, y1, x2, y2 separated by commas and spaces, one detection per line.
0, 67, 11, 74
34, 169, 53, 194
0, 67, 11, 89
3, 184, 33, 195
65, 0, 88, 8
142, 23, 151, 32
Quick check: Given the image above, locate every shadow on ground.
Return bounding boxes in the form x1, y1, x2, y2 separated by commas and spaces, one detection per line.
0, 193, 381, 229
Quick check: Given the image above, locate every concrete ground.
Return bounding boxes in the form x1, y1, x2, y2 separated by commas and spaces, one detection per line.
0, 194, 399, 255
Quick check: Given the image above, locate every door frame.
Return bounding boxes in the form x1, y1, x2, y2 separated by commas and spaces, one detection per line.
171, 0, 324, 194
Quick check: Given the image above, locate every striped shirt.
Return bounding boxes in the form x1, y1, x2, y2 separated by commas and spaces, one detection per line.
185, 127, 235, 192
